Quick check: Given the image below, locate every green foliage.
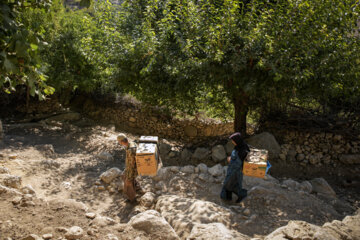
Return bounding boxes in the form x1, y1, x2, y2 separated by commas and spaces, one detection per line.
0, 0, 54, 99
114, 0, 360, 132
2, 0, 359, 132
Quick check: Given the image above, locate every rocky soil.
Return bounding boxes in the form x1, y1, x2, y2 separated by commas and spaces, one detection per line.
0, 116, 359, 240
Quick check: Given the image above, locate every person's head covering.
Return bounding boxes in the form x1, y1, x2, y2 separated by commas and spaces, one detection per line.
229, 132, 249, 161
117, 133, 127, 142
229, 132, 244, 146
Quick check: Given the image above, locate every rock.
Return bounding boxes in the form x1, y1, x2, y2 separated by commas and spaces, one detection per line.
35, 144, 55, 157
140, 192, 156, 207
309, 155, 320, 165
282, 179, 300, 191
129, 210, 180, 240
192, 147, 210, 161
0, 174, 22, 189
265, 211, 360, 240
169, 166, 180, 173
92, 215, 116, 227
310, 178, 336, 198
155, 181, 166, 191
156, 195, 233, 238
168, 151, 177, 158
129, 117, 136, 122
49, 199, 88, 212
279, 153, 286, 161
12, 196, 22, 205
65, 226, 84, 240
0, 167, 10, 174
0, 184, 22, 196
264, 221, 337, 240
198, 173, 214, 182
225, 140, 234, 155
197, 163, 208, 173
188, 223, 248, 240
153, 167, 171, 182
47, 112, 81, 122
97, 151, 114, 161
246, 132, 281, 158
100, 168, 122, 184
159, 142, 172, 155
181, 165, 195, 174
286, 149, 297, 162
211, 145, 227, 162
21, 235, 42, 240
296, 153, 305, 161
42, 234, 53, 240
208, 164, 224, 177
180, 148, 192, 161
86, 212, 96, 219
40, 159, 60, 168
105, 234, 119, 240
184, 125, 198, 137
339, 154, 360, 164
300, 181, 312, 193
8, 153, 18, 159
21, 185, 36, 195
243, 209, 251, 216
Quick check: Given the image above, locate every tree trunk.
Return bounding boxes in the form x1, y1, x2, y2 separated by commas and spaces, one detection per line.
26, 84, 30, 113
233, 95, 248, 136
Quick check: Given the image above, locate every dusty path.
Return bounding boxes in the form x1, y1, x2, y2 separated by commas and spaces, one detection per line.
0, 122, 359, 239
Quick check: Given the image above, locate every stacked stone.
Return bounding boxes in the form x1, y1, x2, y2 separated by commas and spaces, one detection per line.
86, 100, 234, 142
279, 131, 360, 166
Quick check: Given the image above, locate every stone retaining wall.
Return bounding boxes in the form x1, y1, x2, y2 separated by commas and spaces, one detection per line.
273, 130, 360, 167
73, 96, 234, 142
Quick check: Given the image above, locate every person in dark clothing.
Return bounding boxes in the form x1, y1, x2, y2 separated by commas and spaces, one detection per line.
220, 132, 250, 203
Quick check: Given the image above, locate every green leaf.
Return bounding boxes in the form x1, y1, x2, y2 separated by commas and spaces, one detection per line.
4, 57, 16, 72
30, 43, 38, 50
15, 40, 29, 58
80, 0, 91, 8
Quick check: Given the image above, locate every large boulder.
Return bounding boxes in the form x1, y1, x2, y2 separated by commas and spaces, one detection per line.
181, 165, 195, 174
129, 210, 180, 240
180, 148, 192, 161
211, 145, 227, 162
246, 132, 281, 158
282, 179, 301, 191
310, 178, 336, 198
225, 140, 234, 155
192, 148, 210, 161
208, 164, 224, 177
100, 168, 122, 184
155, 195, 233, 238
153, 167, 171, 182
197, 163, 208, 173
264, 221, 338, 240
188, 223, 249, 240
265, 211, 360, 240
159, 142, 172, 156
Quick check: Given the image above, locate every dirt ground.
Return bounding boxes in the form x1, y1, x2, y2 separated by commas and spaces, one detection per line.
0, 121, 359, 239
